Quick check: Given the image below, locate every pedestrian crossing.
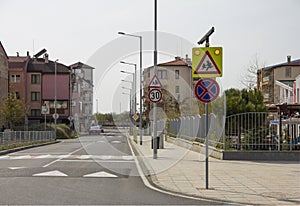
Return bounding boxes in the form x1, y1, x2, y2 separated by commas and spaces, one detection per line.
0, 154, 134, 161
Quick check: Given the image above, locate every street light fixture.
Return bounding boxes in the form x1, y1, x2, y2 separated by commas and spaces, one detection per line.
118, 31, 143, 145
121, 79, 133, 84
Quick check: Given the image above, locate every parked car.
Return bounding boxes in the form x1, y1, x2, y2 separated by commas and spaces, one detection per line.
88, 125, 104, 135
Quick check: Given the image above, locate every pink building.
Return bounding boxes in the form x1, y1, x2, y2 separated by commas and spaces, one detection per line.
8, 50, 71, 126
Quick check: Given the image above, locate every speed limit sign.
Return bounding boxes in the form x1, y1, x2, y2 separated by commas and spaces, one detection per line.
148, 88, 162, 103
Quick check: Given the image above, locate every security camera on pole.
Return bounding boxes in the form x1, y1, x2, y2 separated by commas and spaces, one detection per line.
193, 27, 223, 190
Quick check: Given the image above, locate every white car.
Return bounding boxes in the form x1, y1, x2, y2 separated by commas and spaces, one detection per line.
88, 125, 104, 135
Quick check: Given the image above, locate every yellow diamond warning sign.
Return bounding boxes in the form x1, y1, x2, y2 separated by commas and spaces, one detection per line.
131, 114, 139, 121
192, 47, 222, 78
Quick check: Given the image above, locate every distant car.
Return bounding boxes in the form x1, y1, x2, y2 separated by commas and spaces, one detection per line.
88, 125, 104, 135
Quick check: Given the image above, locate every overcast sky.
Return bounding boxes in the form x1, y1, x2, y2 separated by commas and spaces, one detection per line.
1, 0, 299, 113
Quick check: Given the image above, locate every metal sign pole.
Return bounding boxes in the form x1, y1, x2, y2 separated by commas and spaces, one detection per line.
197, 27, 215, 189
205, 103, 209, 189
153, 0, 158, 159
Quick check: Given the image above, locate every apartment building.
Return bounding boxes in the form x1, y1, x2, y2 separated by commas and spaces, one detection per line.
257, 56, 300, 105
0, 42, 8, 98
70, 62, 94, 133
143, 56, 194, 117
8, 51, 71, 126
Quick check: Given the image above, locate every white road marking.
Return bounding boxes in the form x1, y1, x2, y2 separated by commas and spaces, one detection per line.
0, 154, 134, 161
34, 155, 53, 159
11, 155, 31, 160
8, 167, 26, 170
100, 155, 112, 160
77, 155, 91, 159
111, 140, 121, 144
42, 144, 88, 168
83, 171, 118, 178
33, 170, 68, 177
59, 159, 134, 163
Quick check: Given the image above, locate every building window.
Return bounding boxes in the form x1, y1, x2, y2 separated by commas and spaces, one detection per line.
262, 76, 269, 82
13, 92, 20, 99
157, 70, 167, 79
31, 74, 40, 84
285, 68, 291, 77
31, 109, 41, 116
175, 70, 179, 79
297, 88, 300, 103
175, 85, 180, 93
31, 92, 40, 101
10, 74, 20, 83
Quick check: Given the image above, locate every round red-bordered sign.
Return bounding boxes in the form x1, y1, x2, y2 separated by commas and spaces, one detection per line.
194, 78, 219, 103
148, 88, 163, 103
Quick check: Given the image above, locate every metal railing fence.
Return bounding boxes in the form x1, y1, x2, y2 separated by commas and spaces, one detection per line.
150, 112, 300, 151
0, 131, 55, 150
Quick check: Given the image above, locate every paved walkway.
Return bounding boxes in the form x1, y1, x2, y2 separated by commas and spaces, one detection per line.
129, 135, 300, 205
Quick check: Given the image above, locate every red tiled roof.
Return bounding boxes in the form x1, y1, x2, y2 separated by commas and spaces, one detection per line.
8, 56, 29, 70
27, 58, 70, 73
8, 56, 28, 62
158, 59, 189, 67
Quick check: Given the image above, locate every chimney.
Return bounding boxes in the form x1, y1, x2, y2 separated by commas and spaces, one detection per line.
175, 56, 181, 60
185, 54, 192, 67
16, 52, 19, 57
44, 53, 49, 63
27, 51, 30, 57
287, 55, 291, 63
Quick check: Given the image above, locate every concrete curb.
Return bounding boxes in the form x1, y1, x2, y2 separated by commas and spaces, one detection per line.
0, 140, 61, 155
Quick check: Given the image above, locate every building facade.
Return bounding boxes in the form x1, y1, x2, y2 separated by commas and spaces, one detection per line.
294, 75, 300, 104
0, 42, 8, 98
143, 56, 194, 118
8, 51, 71, 126
70, 62, 94, 133
257, 56, 300, 105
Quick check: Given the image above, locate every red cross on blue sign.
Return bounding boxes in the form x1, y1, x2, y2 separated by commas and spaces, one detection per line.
194, 78, 220, 103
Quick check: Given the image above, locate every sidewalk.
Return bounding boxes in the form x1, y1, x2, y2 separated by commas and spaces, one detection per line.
129, 135, 300, 205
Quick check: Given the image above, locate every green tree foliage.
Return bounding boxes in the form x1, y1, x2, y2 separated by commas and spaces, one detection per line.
225, 88, 267, 116
95, 113, 114, 125
0, 93, 27, 129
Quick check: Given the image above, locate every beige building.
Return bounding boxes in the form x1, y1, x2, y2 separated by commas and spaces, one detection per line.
257, 56, 300, 105
0, 42, 8, 98
143, 56, 195, 117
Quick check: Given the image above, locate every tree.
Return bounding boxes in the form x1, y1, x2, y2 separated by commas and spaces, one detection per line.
225, 88, 268, 149
225, 88, 267, 116
241, 54, 265, 89
0, 93, 27, 129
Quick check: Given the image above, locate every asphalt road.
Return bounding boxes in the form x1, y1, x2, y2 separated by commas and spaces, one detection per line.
0, 129, 218, 205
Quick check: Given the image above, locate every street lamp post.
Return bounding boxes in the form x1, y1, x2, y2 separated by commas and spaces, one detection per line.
54, 59, 59, 139
120, 61, 137, 114
118, 31, 143, 145
122, 87, 133, 134
121, 70, 135, 114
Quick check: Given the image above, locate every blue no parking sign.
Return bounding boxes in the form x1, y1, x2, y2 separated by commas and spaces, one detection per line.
194, 78, 219, 103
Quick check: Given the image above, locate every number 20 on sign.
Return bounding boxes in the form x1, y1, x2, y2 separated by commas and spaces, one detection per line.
148, 88, 162, 103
